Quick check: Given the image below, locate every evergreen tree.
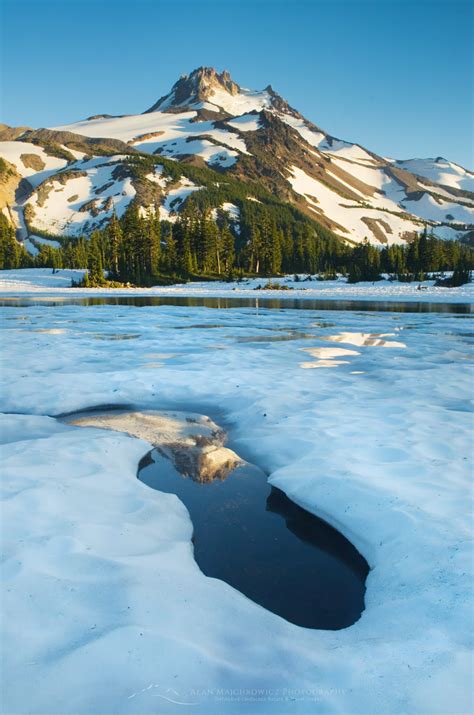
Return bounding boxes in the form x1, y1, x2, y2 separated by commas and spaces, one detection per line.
0, 215, 29, 269
106, 211, 123, 278
220, 220, 235, 274
87, 231, 104, 284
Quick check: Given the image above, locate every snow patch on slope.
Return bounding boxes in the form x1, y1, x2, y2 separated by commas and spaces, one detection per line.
401, 193, 474, 225
159, 178, 203, 222
288, 165, 421, 243
26, 162, 136, 237
205, 86, 272, 115
227, 114, 262, 132
55, 113, 248, 165
0, 141, 68, 188
395, 157, 474, 192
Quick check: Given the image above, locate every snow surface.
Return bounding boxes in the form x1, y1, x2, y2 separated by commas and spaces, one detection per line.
22, 238, 39, 256
0, 269, 473, 304
204, 86, 272, 115
0, 268, 86, 288
159, 178, 204, 222
157, 137, 239, 167
0, 294, 472, 715
9, 204, 28, 241
395, 158, 474, 192
280, 114, 327, 149
221, 201, 240, 222
288, 166, 421, 243
30, 234, 61, 249
14, 103, 463, 245
54, 112, 248, 166
227, 114, 262, 132
0, 141, 68, 187
277, 119, 473, 240
145, 165, 169, 188
278, 114, 378, 168
401, 192, 474, 225
418, 183, 474, 206
211, 203, 241, 233
26, 159, 136, 236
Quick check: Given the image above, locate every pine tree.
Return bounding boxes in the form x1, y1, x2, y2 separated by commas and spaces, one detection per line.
106, 211, 123, 278
149, 208, 161, 274
0, 215, 23, 269
163, 226, 177, 273
249, 221, 262, 274
220, 220, 235, 274
87, 231, 104, 284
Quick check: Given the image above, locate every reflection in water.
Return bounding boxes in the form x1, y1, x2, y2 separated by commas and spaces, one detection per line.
300, 346, 359, 369
171, 324, 227, 330
139, 450, 368, 630
320, 332, 407, 348
234, 331, 314, 343
300, 360, 351, 369
300, 332, 407, 368
0, 295, 471, 313
303, 347, 360, 358
143, 353, 177, 359
32, 328, 68, 334
91, 333, 141, 341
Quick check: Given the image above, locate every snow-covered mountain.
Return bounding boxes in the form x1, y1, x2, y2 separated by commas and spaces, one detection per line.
1, 67, 473, 250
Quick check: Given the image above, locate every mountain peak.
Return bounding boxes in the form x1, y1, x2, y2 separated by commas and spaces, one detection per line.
145, 66, 242, 113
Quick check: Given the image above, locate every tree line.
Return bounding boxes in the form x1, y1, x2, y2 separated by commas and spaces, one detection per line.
0, 208, 472, 285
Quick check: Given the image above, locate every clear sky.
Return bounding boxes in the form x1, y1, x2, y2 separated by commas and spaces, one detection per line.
1, 0, 472, 167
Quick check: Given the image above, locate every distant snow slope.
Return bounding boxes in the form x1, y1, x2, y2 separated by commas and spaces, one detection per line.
0, 141, 69, 187
288, 165, 422, 243
395, 157, 474, 192
25, 156, 136, 237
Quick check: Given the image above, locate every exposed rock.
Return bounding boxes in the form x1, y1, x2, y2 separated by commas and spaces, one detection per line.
127, 130, 165, 145
0, 158, 21, 211
78, 198, 101, 216
145, 67, 241, 113
21, 128, 137, 159
20, 153, 46, 171
0, 123, 32, 141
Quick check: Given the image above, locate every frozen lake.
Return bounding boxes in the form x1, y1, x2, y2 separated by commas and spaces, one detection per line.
1, 294, 472, 714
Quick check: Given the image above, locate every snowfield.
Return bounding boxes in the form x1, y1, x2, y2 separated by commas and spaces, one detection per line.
1, 67, 473, 249
1, 269, 473, 304
25, 157, 136, 237
395, 158, 474, 192
288, 165, 423, 244
0, 140, 69, 187
0, 280, 473, 714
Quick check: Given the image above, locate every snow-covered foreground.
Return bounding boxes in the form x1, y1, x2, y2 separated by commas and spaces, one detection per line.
1, 268, 474, 304
1, 299, 473, 714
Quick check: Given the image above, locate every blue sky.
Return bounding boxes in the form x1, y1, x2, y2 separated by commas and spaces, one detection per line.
1, 0, 472, 167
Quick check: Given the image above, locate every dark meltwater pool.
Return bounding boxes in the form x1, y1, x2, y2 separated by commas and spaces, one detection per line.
138, 449, 369, 630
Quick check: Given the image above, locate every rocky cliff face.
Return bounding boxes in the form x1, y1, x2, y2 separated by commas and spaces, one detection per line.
145, 67, 242, 113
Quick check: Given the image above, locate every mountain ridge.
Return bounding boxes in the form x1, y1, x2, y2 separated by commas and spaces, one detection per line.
1, 66, 472, 249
